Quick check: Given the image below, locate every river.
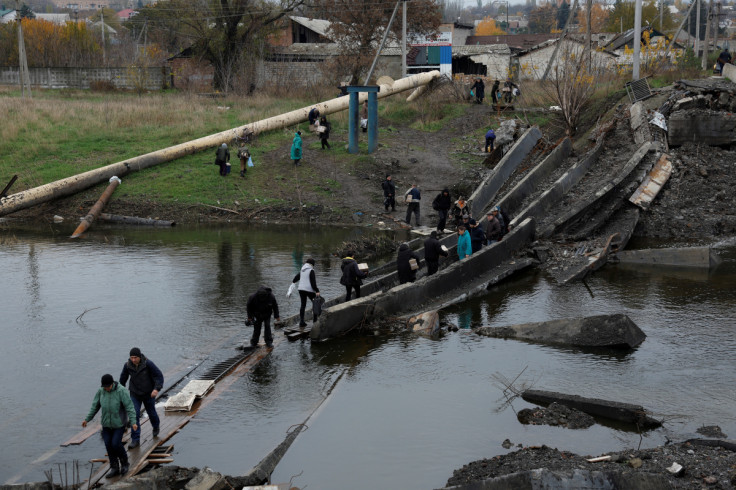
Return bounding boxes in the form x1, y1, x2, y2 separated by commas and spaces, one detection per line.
1, 222, 734, 488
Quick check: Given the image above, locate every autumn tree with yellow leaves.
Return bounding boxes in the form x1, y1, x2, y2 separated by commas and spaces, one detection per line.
475, 16, 506, 36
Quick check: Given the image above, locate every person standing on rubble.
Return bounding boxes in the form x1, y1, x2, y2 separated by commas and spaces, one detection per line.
246, 286, 280, 348
382, 174, 396, 212
424, 231, 448, 276
82, 374, 137, 478
119, 347, 163, 449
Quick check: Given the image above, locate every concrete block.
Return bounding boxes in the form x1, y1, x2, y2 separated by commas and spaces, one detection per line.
668, 110, 736, 146
615, 246, 720, 268
476, 313, 646, 349
723, 62, 736, 82
673, 96, 695, 111
185, 467, 224, 490
629, 101, 648, 130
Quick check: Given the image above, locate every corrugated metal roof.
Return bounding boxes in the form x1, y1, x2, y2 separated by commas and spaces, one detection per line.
452, 44, 510, 56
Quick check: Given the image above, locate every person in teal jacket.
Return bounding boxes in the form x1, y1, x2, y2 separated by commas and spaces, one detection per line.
82, 374, 138, 478
290, 131, 302, 166
457, 225, 472, 260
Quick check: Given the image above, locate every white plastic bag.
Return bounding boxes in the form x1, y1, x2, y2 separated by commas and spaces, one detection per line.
287, 283, 296, 298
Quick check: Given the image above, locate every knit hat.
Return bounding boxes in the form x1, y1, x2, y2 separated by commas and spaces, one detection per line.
101, 374, 114, 387
129, 347, 142, 357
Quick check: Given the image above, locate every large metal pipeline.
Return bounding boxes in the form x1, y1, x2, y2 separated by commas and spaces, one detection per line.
70, 176, 121, 238
0, 70, 441, 217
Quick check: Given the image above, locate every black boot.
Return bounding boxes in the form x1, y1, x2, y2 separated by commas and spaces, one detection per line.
106, 462, 121, 478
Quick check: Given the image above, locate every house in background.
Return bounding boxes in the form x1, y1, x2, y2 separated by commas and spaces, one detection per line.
116, 8, 136, 21
515, 37, 617, 80
0, 8, 16, 22
36, 13, 71, 24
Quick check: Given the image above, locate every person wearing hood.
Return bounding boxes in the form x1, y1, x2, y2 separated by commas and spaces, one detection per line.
424, 231, 448, 276
247, 286, 280, 348
382, 174, 396, 212
292, 258, 321, 327
432, 188, 452, 233
396, 242, 421, 284
491, 79, 500, 104
452, 196, 470, 226
457, 225, 472, 260
119, 347, 164, 449
471, 78, 485, 104
340, 251, 367, 301
82, 374, 138, 478
291, 131, 302, 166
485, 128, 496, 152
318, 115, 332, 149
468, 218, 485, 253
215, 143, 230, 176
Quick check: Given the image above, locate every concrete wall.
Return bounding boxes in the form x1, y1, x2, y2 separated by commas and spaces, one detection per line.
468, 126, 542, 217
616, 246, 720, 268
517, 41, 616, 81
668, 110, 736, 146
311, 217, 535, 341
254, 56, 402, 88
723, 62, 736, 82
496, 137, 571, 217
0, 66, 171, 90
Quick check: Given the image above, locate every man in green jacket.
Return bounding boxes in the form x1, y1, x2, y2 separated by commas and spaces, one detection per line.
82, 374, 138, 478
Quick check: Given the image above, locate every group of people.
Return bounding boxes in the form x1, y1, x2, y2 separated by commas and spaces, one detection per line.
456, 206, 511, 259
470, 78, 520, 105
290, 107, 334, 166
82, 348, 164, 478
214, 142, 251, 178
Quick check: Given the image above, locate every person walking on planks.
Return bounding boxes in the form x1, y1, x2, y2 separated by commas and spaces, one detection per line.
340, 251, 367, 301
457, 225, 472, 260
82, 374, 137, 478
292, 257, 321, 328
291, 131, 302, 166
247, 286, 280, 348
119, 347, 163, 449
432, 188, 452, 233
397, 242, 422, 284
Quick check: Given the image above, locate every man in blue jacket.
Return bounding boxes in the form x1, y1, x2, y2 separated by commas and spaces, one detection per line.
119, 347, 163, 449
404, 182, 421, 227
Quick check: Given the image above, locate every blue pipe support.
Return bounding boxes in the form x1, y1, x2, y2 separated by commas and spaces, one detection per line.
368, 92, 378, 153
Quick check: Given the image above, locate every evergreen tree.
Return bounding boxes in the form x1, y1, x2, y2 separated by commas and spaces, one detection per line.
19, 4, 35, 19
556, 1, 570, 29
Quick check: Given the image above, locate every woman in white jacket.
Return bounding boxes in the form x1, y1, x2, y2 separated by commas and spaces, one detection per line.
292, 258, 321, 327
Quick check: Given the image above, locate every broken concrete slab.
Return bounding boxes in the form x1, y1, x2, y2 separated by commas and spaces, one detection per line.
475, 313, 646, 349
468, 126, 542, 217
441, 468, 670, 489
311, 218, 535, 341
521, 390, 662, 429
406, 310, 440, 336
615, 246, 721, 269
184, 467, 224, 490
668, 109, 736, 146
629, 153, 673, 210
496, 138, 571, 217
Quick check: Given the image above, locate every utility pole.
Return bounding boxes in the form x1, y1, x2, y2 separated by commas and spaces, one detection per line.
659, 0, 663, 30
15, 0, 31, 98
100, 6, 106, 65
695, 0, 701, 58
401, 0, 407, 78
701, 0, 713, 70
633, 0, 642, 79
714, 2, 720, 55
584, 0, 592, 70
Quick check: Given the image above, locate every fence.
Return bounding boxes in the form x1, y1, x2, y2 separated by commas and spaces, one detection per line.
0, 66, 171, 90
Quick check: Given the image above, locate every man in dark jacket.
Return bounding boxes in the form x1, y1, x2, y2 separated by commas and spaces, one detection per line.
396, 243, 421, 284
491, 79, 500, 104
215, 143, 230, 176
468, 218, 485, 253
471, 78, 485, 104
482, 211, 502, 243
432, 188, 452, 233
340, 251, 367, 301
382, 174, 396, 212
424, 231, 448, 276
404, 182, 421, 226
247, 286, 280, 348
83, 374, 138, 478
119, 347, 163, 448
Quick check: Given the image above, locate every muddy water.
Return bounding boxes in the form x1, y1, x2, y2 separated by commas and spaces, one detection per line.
1, 224, 734, 488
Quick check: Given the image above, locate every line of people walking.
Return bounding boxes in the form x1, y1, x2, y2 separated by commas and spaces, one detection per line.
82, 347, 164, 478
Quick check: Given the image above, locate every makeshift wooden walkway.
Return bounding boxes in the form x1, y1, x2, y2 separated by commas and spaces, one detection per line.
78, 343, 275, 488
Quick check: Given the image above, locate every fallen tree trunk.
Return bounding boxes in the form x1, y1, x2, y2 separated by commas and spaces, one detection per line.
70, 176, 121, 238
98, 213, 175, 227
0, 71, 441, 218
